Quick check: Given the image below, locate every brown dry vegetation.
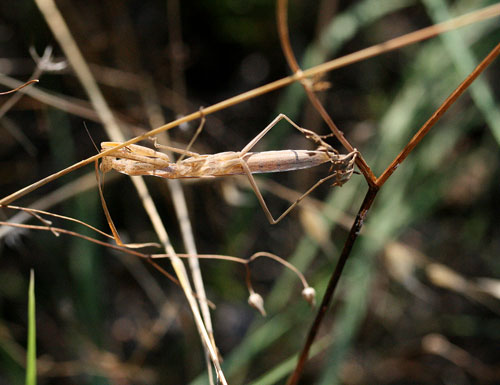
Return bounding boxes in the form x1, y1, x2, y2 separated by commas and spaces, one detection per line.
0, 1, 499, 384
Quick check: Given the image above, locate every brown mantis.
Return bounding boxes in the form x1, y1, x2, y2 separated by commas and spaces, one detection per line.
100, 114, 357, 224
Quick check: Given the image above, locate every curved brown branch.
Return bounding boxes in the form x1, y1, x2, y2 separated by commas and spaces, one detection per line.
0, 79, 38, 95
299, 87, 377, 185
275, 3, 379, 383
276, 0, 300, 73
286, 186, 378, 385
1, 4, 498, 205
276, 0, 376, 185
276, 2, 500, 384
377, 41, 500, 186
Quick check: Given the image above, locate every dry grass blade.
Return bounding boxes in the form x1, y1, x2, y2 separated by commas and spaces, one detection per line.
2, 4, 498, 206
276, 1, 500, 384
377, 41, 500, 185
32, 0, 225, 382
1, 1, 499, 383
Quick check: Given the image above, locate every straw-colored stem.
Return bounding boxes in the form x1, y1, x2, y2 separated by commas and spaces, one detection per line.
32, 0, 225, 382
2, 3, 498, 206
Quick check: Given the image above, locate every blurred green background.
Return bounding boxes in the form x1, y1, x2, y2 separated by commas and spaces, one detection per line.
0, 0, 499, 384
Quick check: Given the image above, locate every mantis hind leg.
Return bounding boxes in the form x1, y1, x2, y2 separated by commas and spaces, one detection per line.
239, 158, 352, 225
238, 113, 347, 224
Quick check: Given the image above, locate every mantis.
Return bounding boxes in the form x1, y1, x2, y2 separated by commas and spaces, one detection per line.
100, 114, 357, 224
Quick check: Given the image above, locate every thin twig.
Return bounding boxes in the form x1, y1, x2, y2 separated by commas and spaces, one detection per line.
275, 4, 376, 383
0, 172, 115, 240
139, 74, 217, 381
376, 41, 500, 186
33, 0, 226, 382
276, 1, 500, 383
3, 3, 499, 206
164, 2, 216, 375
285, 187, 378, 385
2, 204, 115, 240
0, 79, 38, 96
1, 216, 311, 309
277, 0, 377, 185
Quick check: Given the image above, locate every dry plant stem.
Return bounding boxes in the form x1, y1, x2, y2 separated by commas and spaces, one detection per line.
140, 78, 215, 381
377, 41, 500, 186
33, 0, 225, 382
304, 85, 376, 184
276, 0, 300, 74
3, 4, 499, 206
277, 0, 375, 185
0, 79, 38, 96
277, 1, 500, 384
286, 187, 378, 385
249, 252, 309, 289
0, 73, 103, 122
2, 220, 181, 292
0, 75, 41, 154
1, 216, 309, 308
0, 171, 109, 240
1, 221, 148, 257
287, 43, 500, 382
0, 218, 224, 308
2, 204, 115, 241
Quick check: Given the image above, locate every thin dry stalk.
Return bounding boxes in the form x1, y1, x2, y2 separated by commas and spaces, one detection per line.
164, 2, 216, 366
139, 77, 216, 381
1, 2, 499, 383
377, 42, 500, 186
275, 1, 500, 384
0, 79, 38, 96
32, 0, 225, 382
0, 72, 102, 121
1, 215, 312, 309
2, 4, 498, 206
0, 171, 104, 240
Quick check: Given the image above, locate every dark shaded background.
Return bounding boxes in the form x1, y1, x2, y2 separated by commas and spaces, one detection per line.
1, 0, 499, 384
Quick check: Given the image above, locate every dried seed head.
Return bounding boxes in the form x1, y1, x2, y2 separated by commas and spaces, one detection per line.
248, 292, 266, 316
302, 286, 316, 307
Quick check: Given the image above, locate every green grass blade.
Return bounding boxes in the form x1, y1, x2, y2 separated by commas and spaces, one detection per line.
422, 0, 500, 144
25, 270, 36, 385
